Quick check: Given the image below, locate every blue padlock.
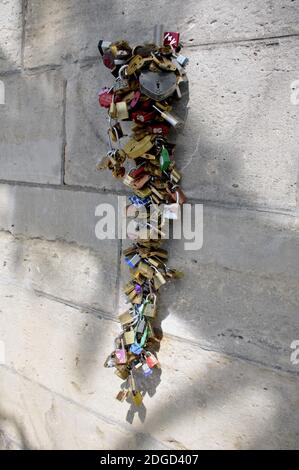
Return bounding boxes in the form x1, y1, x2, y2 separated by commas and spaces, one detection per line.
129, 195, 151, 208
142, 363, 153, 377
125, 254, 141, 268
130, 344, 143, 355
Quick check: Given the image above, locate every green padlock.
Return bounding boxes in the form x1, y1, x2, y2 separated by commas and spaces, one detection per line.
160, 146, 171, 171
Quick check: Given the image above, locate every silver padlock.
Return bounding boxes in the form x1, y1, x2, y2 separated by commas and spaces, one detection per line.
113, 65, 129, 93
139, 71, 177, 101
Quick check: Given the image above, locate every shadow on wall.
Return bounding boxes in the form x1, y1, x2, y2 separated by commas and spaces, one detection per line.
0, 409, 32, 450
0, 0, 299, 450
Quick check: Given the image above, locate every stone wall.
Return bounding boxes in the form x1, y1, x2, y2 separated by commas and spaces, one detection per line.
0, 0, 299, 450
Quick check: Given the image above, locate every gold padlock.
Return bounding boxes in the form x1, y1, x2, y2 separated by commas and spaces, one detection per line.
151, 53, 177, 72
124, 329, 135, 345
132, 293, 143, 304
115, 366, 130, 380
127, 55, 151, 75
123, 174, 134, 188
123, 135, 154, 159
170, 167, 181, 184
116, 101, 129, 120
119, 311, 133, 325
132, 391, 143, 406
96, 156, 110, 171
153, 270, 167, 290
150, 185, 164, 200
109, 101, 117, 119
138, 261, 154, 280
123, 282, 135, 295
143, 294, 157, 319
133, 186, 152, 198
116, 389, 129, 402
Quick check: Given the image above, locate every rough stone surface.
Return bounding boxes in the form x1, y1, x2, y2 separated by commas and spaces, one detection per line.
0, 231, 118, 314
0, 185, 120, 313
178, 39, 299, 210
24, 0, 299, 68
120, 204, 299, 372
0, 184, 118, 251
0, 0, 22, 72
0, 71, 64, 184
0, 282, 299, 450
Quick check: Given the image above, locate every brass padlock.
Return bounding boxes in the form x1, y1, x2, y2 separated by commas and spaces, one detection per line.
109, 123, 124, 142
123, 174, 134, 188
170, 167, 181, 184
132, 390, 143, 406
123, 280, 135, 293
143, 294, 157, 319
151, 53, 177, 72
123, 135, 154, 159
119, 310, 133, 325
127, 55, 151, 75
109, 101, 117, 119
133, 186, 152, 198
116, 389, 129, 402
124, 329, 135, 345
131, 293, 143, 304
96, 155, 110, 171
153, 269, 167, 290
115, 366, 130, 380
138, 261, 154, 280
116, 101, 129, 120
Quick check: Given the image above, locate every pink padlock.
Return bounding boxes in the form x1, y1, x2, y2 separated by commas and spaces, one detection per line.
130, 91, 141, 109
115, 340, 127, 365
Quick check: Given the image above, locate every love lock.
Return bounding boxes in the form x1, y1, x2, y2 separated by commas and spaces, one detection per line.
139, 71, 177, 101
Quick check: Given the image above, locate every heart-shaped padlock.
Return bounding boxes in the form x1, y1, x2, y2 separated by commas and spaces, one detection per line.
139, 71, 177, 101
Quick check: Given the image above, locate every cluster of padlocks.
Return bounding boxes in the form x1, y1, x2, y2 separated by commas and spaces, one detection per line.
98, 26, 189, 406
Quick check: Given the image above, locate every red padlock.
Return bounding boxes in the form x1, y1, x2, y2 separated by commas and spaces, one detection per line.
99, 90, 120, 108
102, 51, 116, 71
164, 32, 180, 48
146, 353, 159, 369
131, 110, 157, 123
130, 91, 141, 109
130, 165, 146, 179
166, 186, 187, 205
147, 123, 170, 136
137, 99, 153, 110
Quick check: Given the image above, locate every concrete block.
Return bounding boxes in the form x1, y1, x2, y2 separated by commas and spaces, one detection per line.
0, 282, 299, 449
177, 38, 299, 210
0, 0, 22, 72
0, 183, 117, 251
0, 231, 118, 314
0, 71, 64, 184
0, 184, 120, 313
120, 204, 299, 372
0, 368, 167, 450
24, 0, 299, 68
